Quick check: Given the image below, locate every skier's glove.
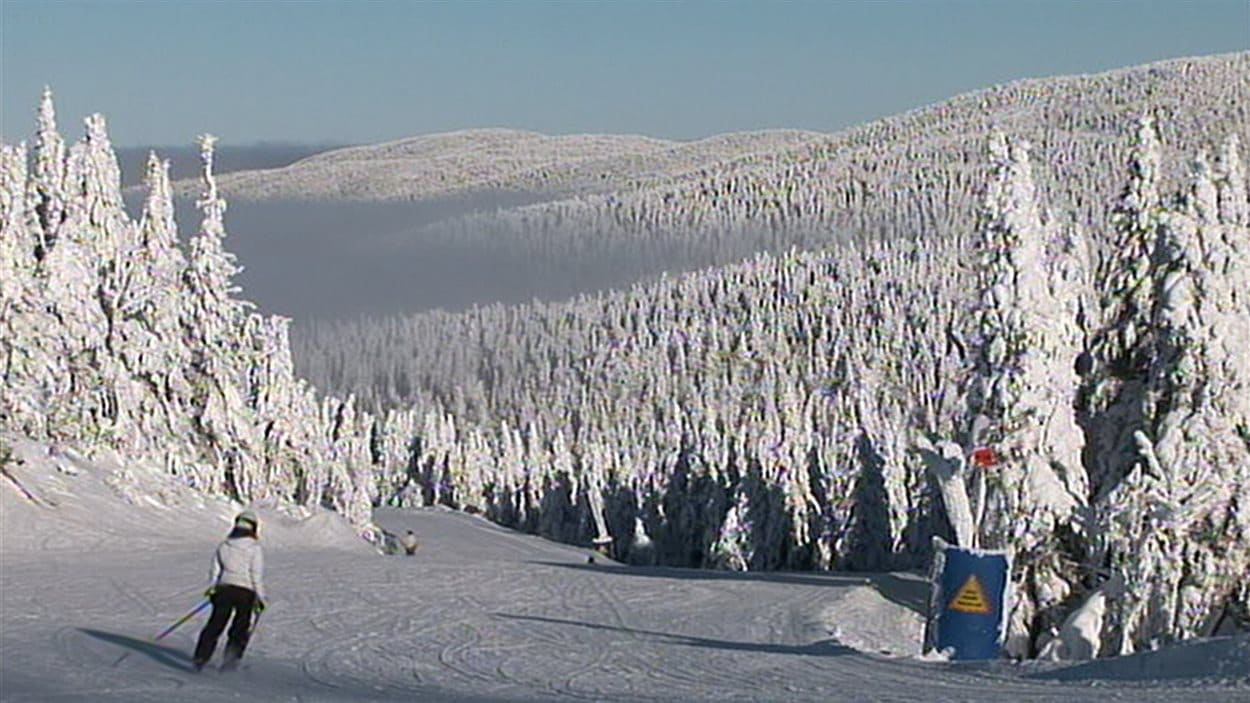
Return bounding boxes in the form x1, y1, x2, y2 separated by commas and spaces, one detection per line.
254, 599, 266, 614
204, 586, 217, 598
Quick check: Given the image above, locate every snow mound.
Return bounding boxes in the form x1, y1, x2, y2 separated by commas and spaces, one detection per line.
253, 507, 375, 553
1, 438, 368, 555
812, 572, 928, 657
1027, 634, 1250, 686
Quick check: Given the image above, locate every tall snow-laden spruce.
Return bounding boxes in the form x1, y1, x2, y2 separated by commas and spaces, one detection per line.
0, 142, 33, 310
38, 115, 122, 445
181, 134, 263, 496
1094, 137, 1250, 654
1080, 116, 1164, 496
247, 314, 314, 503
31, 87, 67, 257
319, 393, 377, 529
109, 152, 198, 468
966, 132, 1091, 657
1216, 135, 1249, 227
0, 142, 42, 435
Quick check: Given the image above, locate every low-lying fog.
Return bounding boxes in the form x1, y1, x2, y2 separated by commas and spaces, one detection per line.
116, 147, 824, 323
122, 192, 692, 321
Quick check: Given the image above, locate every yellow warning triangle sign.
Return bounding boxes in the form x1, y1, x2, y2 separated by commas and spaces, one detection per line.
948, 574, 993, 614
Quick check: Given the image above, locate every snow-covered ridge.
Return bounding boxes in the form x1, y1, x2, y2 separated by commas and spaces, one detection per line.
166, 127, 826, 203
169, 52, 1247, 210
201, 51, 1248, 323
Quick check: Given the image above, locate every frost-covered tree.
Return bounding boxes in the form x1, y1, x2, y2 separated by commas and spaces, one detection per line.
319, 394, 377, 527
30, 87, 68, 256
31, 115, 128, 445
964, 132, 1091, 655
184, 135, 252, 344
0, 142, 34, 309
1095, 140, 1250, 654
709, 489, 752, 570
1080, 116, 1166, 494
180, 134, 264, 495
123, 153, 194, 417
1216, 135, 1248, 227
0, 142, 42, 433
1, 93, 391, 545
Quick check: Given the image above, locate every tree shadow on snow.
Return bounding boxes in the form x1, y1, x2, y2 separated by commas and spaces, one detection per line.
78, 628, 194, 671
530, 561, 929, 615
495, 613, 855, 657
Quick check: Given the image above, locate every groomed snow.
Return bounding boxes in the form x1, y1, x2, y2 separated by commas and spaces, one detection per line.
2, 446, 1247, 702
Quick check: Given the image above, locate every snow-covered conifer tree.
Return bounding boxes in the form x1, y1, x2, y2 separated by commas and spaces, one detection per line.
0, 142, 42, 433
1215, 135, 1248, 227
184, 135, 252, 344
965, 131, 1090, 656
1080, 116, 1165, 493
374, 406, 419, 505
30, 88, 67, 256
710, 489, 752, 570
1097, 138, 1250, 653
85, 151, 189, 458
74, 114, 127, 266
319, 394, 377, 527
32, 117, 122, 445
181, 134, 262, 495
0, 142, 34, 308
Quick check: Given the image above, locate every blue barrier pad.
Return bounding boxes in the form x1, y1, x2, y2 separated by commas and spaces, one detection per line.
933, 543, 1010, 660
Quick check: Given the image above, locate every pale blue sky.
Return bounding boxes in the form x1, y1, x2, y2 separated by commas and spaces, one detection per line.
2, 1, 1247, 147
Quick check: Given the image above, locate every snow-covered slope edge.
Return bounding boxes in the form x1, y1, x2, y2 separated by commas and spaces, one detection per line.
0, 437, 369, 554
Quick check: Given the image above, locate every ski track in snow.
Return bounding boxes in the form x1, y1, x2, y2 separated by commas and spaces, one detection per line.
2, 508, 1248, 703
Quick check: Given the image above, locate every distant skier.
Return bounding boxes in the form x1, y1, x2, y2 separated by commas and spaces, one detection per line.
192, 510, 266, 671
399, 529, 420, 556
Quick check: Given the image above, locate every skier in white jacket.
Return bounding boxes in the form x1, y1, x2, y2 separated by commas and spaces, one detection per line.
192, 510, 267, 671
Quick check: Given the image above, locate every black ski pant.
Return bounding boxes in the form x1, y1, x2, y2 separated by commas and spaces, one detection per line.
193, 585, 257, 663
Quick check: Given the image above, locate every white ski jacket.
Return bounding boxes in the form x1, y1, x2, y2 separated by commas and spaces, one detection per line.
209, 536, 266, 601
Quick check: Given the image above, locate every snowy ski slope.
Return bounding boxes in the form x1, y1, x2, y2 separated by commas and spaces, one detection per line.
2, 445, 1247, 702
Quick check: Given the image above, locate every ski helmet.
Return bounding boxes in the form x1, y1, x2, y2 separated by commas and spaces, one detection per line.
234, 510, 259, 530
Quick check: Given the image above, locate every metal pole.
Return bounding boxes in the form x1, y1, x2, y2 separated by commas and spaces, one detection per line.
154, 598, 212, 641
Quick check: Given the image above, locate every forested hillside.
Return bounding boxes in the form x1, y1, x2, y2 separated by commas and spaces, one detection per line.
289, 53, 1250, 659
292, 118, 1250, 658
3, 52, 1248, 664
246, 54, 1250, 315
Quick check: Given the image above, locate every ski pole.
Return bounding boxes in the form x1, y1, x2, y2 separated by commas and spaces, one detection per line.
155, 599, 212, 641
249, 609, 264, 648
